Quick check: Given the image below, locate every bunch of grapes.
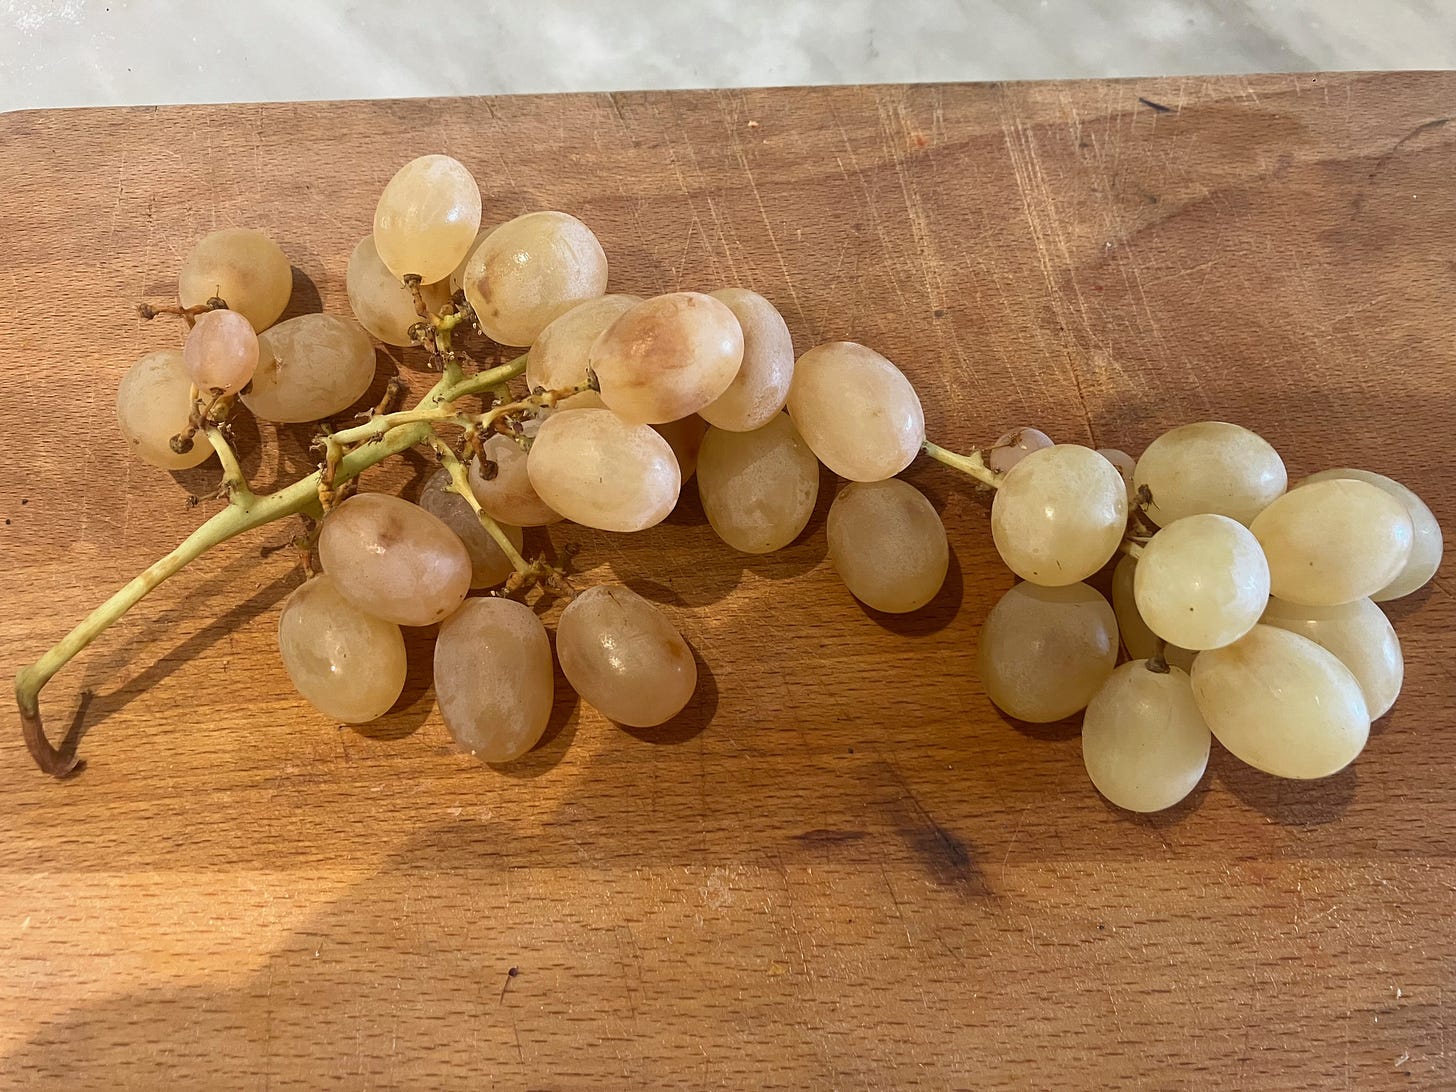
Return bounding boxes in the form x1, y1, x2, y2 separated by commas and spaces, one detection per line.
22, 153, 1443, 819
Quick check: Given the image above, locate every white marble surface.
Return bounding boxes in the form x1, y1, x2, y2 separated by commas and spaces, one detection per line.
2, 0, 1454, 113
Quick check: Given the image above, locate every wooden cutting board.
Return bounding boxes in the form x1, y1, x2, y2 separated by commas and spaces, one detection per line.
1, 73, 1453, 1089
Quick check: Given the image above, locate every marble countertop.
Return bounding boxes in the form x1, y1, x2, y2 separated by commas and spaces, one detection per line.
2, 0, 1453, 113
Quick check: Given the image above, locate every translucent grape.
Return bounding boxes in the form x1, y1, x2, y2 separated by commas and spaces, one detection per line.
418, 468, 525, 589
115, 350, 213, 471
991, 445, 1129, 586
556, 586, 698, 727
1133, 421, 1286, 526
463, 211, 608, 346
697, 414, 819, 554
1110, 555, 1197, 669
787, 342, 925, 482
346, 234, 451, 347
1082, 663, 1210, 813
318, 493, 471, 626
242, 314, 377, 423
1133, 514, 1269, 650
277, 574, 407, 724
1191, 625, 1369, 779
988, 427, 1053, 475
1250, 479, 1414, 606
1302, 468, 1443, 602
526, 408, 681, 532
700, 288, 795, 432
434, 598, 554, 764
178, 228, 292, 332
1097, 447, 1137, 501
591, 292, 744, 424
977, 582, 1118, 722
182, 308, 259, 397
373, 154, 482, 284
652, 415, 709, 483
827, 479, 948, 612
525, 294, 641, 392
467, 433, 562, 528
1261, 597, 1403, 719
449, 228, 488, 295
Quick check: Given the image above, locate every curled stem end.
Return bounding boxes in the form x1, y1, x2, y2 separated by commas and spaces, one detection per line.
16, 674, 82, 779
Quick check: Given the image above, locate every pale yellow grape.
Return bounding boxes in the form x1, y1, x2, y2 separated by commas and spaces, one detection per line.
178, 228, 292, 332
467, 434, 563, 527
418, 468, 524, 589
373, 154, 482, 284
1302, 468, 1443, 602
1133, 421, 1287, 526
525, 294, 641, 392
1261, 597, 1403, 719
1192, 625, 1369, 778
277, 574, 407, 724
449, 228, 488, 294
787, 342, 924, 482
318, 493, 471, 627
1082, 663, 1210, 813
653, 415, 709, 483
991, 445, 1128, 586
988, 427, 1053, 475
591, 292, 744, 424
700, 288, 795, 431
827, 479, 948, 612
1110, 555, 1197, 669
115, 350, 214, 470
434, 598, 554, 763
1250, 479, 1413, 606
345, 235, 451, 347
556, 586, 698, 727
698, 415, 819, 554
242, 314, 377, 423
463, 211, 608, 346
526, 408, 681, 532
977, 582, 1118, 722
1133, 514, 1269, 650
183, 308, 258, 396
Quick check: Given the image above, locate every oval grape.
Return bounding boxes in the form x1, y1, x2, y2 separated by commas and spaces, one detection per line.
827, 478, 947, 612
243, 314, 377, 423
178, 228, 292, 332
991, 445, 1128, 586
373, 154, 482, 284
698, 414, 819, 554
527, 408, 681, 532
700, 288, 795, 432
278, 574, 407, 724
787, 341, 924, 482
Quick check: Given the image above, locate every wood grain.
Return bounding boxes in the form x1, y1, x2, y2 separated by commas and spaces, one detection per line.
1, 73, 1453, 1089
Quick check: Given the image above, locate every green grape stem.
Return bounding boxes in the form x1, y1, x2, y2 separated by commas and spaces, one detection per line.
14, 352, 529, 778
428, 435, 533, 576
921, 439, 1003, 488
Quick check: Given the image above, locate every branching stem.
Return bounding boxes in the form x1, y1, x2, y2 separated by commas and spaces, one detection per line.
921, 440, 1003, 488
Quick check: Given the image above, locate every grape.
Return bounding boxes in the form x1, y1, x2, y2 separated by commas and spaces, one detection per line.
1191, 625, 1369, 779
373, 154, 482, 284
1133, 514, 1269, 650
991, 445, 1128, 586
467, 433, 563, 527
977, 582, 1118, 722
700, 288, 795, 432
988, 427, 1053, 475
178, 228, 292, 332
182, 308, 259, 397
697, 414, 819, 554
1082, 662, 1210, 813
1302, 468, 1443, 601
827, 479, 948, 612
418, 468, 525, 589
1250, 478, 1414, 606
786, 342, 924, 482
556, 585, 697, 726
526, 408, 681, 532
1261, 597, 1403, 719
317, 493, 471, 626
277, 574, 407, 724
1133, 421, 1286, 526
525, 294, 641, 392
434, 598, 554, 763
449, 228, 488, 295
463, 211, 608, 346
115, 350, 213, 470
1110, 555, 1197, 669
652, 415, 709, 483
345, 235, 451, 347
1097, 447, 1137, 500
591, 292, 744, 424
242, 314, 377, 423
